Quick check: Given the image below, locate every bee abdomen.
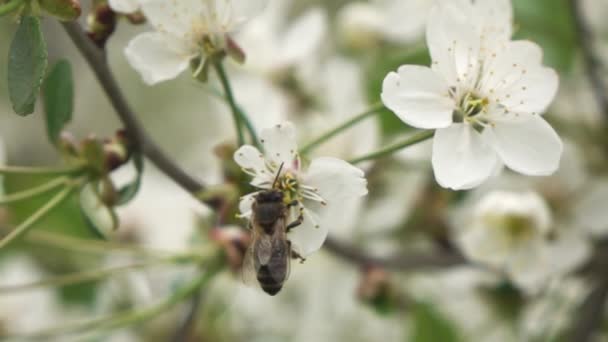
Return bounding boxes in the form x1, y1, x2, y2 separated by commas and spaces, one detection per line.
257, 266, 284, 296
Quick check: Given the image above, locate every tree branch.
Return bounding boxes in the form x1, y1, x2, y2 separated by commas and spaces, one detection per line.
570, 0, 608, 119
61, 21, 464, 273
568, 277, 608, 342
61, 22, 214, 208
323, 237, 466, 271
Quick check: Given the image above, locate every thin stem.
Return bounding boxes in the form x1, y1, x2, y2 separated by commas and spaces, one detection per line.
0, 164, 83, 176
27, 230, 206, 258
0, 255, 196, 294
0, 176, 68, 205
300, 102, 385, 154
348, 130, 434, 165
205, 86, 262, 150
0, 185, 76, 250
6, 265, 222, 340
0, 0, 22, 16
213, 61, 245, 146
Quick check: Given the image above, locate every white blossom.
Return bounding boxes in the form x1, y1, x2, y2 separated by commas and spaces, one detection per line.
237, 0, 328, 75
381, 0, 562, 190
455, 190, 584, 293
338, 0, 432, 47
0, 256, 63, 335
234, 122, 368, 256
123, 0, 267, 85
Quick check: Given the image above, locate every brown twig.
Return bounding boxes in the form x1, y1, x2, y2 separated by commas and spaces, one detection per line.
61, 21, 213, 208
570, 0, 608, 119
568, 276, 608, 342
323, 237, 466, 271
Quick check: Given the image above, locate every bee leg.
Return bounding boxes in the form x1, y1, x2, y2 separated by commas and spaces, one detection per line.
288, 241, 306, 263
286, 199, 299, 208
286, 208, 304, 232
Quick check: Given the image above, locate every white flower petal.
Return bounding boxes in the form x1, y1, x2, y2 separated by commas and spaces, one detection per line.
227, 0, 269, 30
546, 228, 591, 276
472, 0, 513, 52
303, 157, 368, 204
381, 65, 454, 129
238, 192, 258, 218
484, 116, 562, 176
288, 207, 327, 257
109, 0, 140, 13
459, 224, 511, 268
279, 8, 327, 65
432, 124, 498, 190
234, 145, 265, 174
234, 145, 274, 187
480, 41, 558, 115
140, 0, 203, 36
426, 1, 481, 87
125, 32, 194, 85
259, 122, 299, 168
507, 240, 551, 293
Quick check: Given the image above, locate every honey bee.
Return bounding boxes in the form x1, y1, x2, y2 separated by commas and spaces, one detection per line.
242, 164, 304, 296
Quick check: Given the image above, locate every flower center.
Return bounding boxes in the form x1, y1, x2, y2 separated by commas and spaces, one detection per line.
454, 92, 490, 129
484, 213, 536, 245
276, 171, 300, 204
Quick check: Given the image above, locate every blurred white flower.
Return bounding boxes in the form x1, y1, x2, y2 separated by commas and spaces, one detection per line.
123, 0, 267, 84
574, 180, 608, 238
93, 171, 204, 310
458, 191, 552, 289
108, 0, 140, 13
212, 254, 405, 341
0, 255, 62, 335
521, 278, 589, 341
407, 267, 514, 342
301, 56, 380, 162
338, 0, 432, 47
382, 0, 562, 190
234, 122, 368, 256
455, 190, 587, 293
237, 0, 327, 75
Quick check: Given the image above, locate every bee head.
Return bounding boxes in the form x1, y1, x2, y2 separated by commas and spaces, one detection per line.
256, 190, 284, 203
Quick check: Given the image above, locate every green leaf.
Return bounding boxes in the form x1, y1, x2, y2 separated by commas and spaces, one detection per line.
409, 302, 461, 342
8, 16, 48, 116
43, 60, 74, 144
116, 152, 144, 206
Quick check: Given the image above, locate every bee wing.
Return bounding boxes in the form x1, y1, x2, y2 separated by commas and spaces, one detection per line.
241, 244, 259, 288
266, 218, 291, 284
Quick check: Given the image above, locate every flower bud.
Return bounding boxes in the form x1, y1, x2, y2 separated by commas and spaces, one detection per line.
86, 3, 117, 48
210, 226, 250, 273
38, 0, 81, 21
58, 131, 80, 160
81, 135, 106, 178
103, 131, 131, 172
357, 266, 399, 315
226, 35, 246, 65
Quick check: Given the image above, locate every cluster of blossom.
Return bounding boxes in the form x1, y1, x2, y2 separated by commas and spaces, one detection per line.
91, 0, 608, 323
1, 0, 608, 340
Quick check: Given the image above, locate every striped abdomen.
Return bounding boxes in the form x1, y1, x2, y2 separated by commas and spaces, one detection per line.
256, 246, 289, 296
